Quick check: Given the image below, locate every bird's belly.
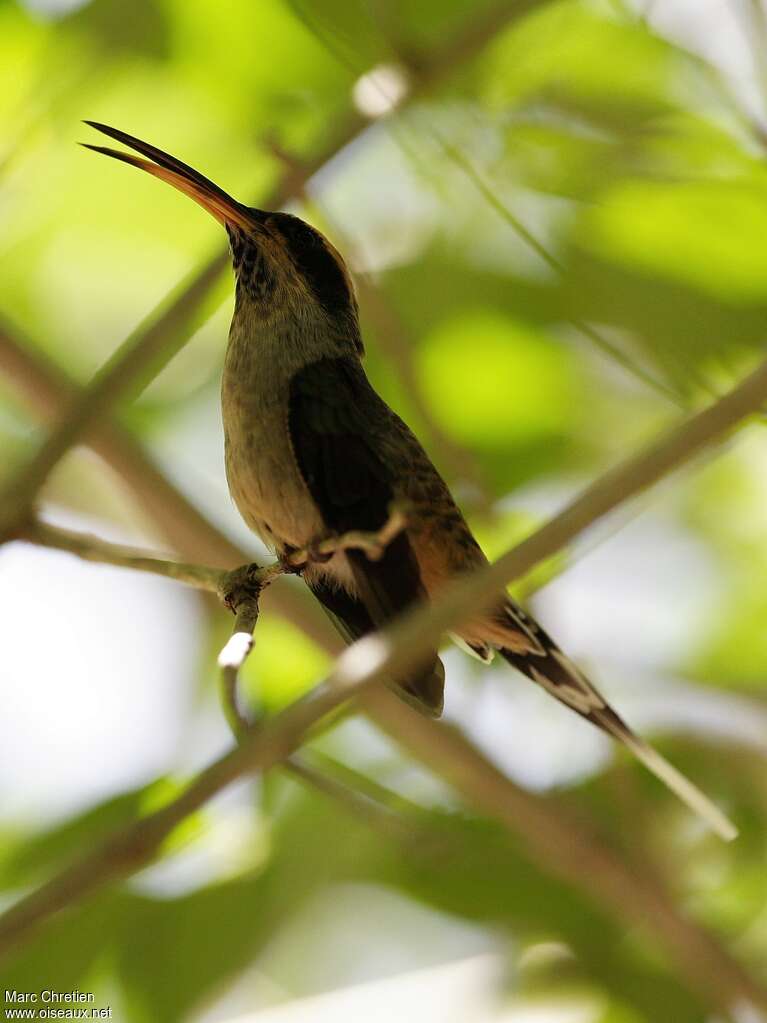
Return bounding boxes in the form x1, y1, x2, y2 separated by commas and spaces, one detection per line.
222, 390, 323, 552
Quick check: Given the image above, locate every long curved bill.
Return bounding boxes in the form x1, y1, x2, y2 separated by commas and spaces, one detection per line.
82, 121, 256, 230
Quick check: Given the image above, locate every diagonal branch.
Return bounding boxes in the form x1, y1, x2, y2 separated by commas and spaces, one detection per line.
4, 353, 767, 1009
0, 320, 337, 648
14, 347, 767, 688
363, 688, 767, 1015
0, 318, 244, 567
12, 349, 767, 737
0, 257, 228, 539
0, 668, 368, 961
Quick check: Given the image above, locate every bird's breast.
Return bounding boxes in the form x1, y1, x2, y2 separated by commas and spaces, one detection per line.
221, 322, 324, 551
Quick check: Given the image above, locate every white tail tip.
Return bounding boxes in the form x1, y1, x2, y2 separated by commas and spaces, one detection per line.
616, 728, 738, 841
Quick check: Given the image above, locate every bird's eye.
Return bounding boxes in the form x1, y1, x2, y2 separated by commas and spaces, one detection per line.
276, 215, 350, 313
277, 215, 321, 248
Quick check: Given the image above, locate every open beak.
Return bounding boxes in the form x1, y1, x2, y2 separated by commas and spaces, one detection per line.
82, 121, 258, 231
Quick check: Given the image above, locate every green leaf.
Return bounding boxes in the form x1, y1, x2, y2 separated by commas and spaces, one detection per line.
484, 2, 685, 123
414, 307, 579, 488
575, 179, 767, 304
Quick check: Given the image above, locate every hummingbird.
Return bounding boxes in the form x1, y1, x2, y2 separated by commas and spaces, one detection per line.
83, 122, 736, 841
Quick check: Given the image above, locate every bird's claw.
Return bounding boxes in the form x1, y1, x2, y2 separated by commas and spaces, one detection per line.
218, 562, 264, 613
278, 541, 333, 576
305, 542, 334, 565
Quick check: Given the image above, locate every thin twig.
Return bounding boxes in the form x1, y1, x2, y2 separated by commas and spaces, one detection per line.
214, 579, 410, 835
19, 519, 223, 591
436, 137, 685, 404
18, 506, 407, 598
218, 598, 261, 736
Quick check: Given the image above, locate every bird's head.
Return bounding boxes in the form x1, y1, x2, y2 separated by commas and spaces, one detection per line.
82, 122, 359, 332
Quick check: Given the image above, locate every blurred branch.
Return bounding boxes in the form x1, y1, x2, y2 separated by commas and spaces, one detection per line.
362, 688, 767, 1015
435, 137, 686, 403
6, 358, 767, 1006
0, 319, 336, 648
0, 1, 538, 541
0, 317, 246, 567
0, 658, 378, 961
0, 256, 227, 539
14, 345, 767, 674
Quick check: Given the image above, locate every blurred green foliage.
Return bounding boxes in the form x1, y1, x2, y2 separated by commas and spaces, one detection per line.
2, 0, 767, 1021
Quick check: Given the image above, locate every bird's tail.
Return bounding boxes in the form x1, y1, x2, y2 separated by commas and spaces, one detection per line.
498, 621, 737, 841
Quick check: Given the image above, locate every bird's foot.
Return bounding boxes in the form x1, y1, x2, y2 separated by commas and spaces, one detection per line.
278, 540, 334, 576
276, 544, 303, 576
304, 541, 334, 565
218, 562, 266, 613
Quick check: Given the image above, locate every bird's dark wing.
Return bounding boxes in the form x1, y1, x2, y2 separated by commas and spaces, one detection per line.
306, 577, 444, 716
288, 355, 444, 715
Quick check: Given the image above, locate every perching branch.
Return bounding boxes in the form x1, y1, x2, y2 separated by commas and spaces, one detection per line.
13, 349, 767, 756
17, 506, 408, 742
16, 509, 409, 747
5, 357, 767, 1007
215, 504, 407, 729
214, 569, 413, 837
14, 347, 767, 728
18, 506, 408, 598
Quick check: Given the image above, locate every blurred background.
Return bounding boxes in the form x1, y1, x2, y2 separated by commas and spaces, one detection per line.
2, 0, 767, 1020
